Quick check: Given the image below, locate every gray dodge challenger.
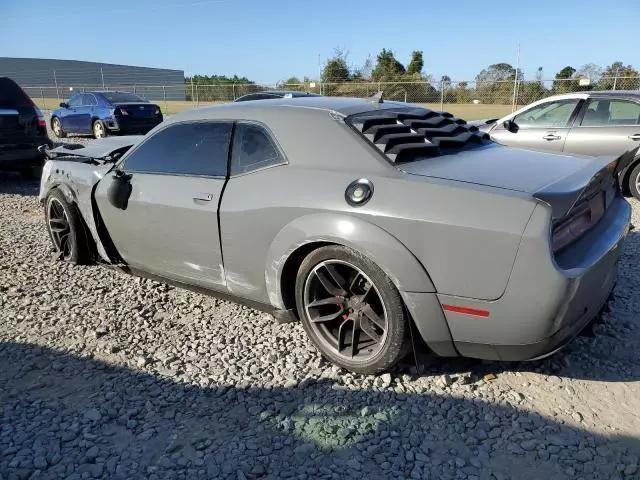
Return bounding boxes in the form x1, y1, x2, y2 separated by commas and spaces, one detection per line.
39, 96, 633, 373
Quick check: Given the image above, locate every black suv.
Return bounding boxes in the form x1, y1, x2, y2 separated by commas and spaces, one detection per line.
0, 77, 51, 176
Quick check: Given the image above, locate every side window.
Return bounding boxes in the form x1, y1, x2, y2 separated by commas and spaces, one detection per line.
85, 94, 97, 106
67, 94, 82, 108
513, 99, 580, 128
124, 122, 232, 176
230, 123, 284, 175
582, 99, 640, 126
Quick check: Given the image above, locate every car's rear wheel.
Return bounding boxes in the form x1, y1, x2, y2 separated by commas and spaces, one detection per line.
51, 117, 66, 138
628, 162, 640, 201
45, 190, 89, 264
92, 120, 107, 139
295, 245, 409, 374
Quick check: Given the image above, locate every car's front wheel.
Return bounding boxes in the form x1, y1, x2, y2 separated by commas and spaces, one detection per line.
92, 120, 108, 139
628, 162, 640, 201
51, 117, 66, 138
44, 190, 89, 264
295, 245, 409, 374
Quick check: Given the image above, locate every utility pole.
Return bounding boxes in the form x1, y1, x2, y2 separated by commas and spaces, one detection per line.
511, 43, 520, 112
100, 67, 105, 89
318, 53, 322, 95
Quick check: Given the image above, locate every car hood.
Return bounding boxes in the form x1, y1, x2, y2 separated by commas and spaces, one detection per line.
399, 143, 612, 194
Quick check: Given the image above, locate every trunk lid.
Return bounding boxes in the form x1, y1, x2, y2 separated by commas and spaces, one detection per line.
399, 143, 609, 197
114, 103, 160, 119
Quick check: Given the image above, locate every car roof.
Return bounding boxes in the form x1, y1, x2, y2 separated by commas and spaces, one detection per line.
531, 90, 640, 103
170, 96, 409, 122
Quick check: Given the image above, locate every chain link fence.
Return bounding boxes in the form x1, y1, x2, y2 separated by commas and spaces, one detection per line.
20, 76, 640, 120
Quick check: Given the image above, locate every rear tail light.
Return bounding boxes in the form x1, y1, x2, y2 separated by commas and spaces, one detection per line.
552, 194, 605, 253
155, 107, 161, 115
35, 107, 46, 128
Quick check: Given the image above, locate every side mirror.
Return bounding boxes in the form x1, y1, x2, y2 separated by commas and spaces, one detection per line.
503, 119, 519, 133
59, 102, 68, 108
107, 170, 132, 210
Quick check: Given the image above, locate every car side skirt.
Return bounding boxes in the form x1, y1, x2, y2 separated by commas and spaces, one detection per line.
127, 266, 297, 323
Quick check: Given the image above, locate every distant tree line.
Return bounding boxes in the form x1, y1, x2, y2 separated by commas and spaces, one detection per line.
184, 54, 639, 104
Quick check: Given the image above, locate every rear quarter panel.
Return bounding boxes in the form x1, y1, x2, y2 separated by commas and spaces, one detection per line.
218, 109, 536, 304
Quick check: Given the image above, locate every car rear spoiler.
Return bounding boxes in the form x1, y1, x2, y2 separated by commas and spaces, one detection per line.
533, 147, 638, 219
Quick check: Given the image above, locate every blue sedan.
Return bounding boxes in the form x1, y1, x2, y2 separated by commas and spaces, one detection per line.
51, 91, 163, 139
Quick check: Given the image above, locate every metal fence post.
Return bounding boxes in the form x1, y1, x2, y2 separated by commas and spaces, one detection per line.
613, 76, 618, 91
232, 83, 236, 100
53, 70, 60, 101
40, 88, 45, 112
440, 78, 445, 112
163, 86, 167, 113
133, 85, 137, 94
196, 84, 199, 107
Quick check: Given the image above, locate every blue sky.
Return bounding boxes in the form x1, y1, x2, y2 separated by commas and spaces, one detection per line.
2, 0, 638, 84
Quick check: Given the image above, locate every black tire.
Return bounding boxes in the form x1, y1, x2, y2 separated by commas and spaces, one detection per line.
295, 245, 409, 374
51, 117, 66, 138
44, 189, 89, 265
628, 162, 640, 201
92, 119, 108, 139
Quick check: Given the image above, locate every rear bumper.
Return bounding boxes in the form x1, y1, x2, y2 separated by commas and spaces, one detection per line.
107, 116, 162, 135
438, 197, 631, 361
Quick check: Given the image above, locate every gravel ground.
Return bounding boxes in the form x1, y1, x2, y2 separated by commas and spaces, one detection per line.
1, 165, 640, 479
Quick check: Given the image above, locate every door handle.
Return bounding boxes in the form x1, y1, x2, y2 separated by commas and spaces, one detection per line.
629, 134, 640, 141
193, 192, 214, 202
542, 134, 561, 141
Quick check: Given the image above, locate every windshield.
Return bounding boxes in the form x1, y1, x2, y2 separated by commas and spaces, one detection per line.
100, 92, 147, 103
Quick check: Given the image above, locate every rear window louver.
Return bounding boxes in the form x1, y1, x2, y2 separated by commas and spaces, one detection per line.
348, 107, 490, 163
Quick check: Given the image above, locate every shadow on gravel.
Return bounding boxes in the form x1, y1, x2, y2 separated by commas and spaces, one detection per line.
0, 172, 39, 196
1, 342, 639, 479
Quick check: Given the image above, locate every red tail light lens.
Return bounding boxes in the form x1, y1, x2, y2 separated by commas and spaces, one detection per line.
35, 107, 46, 128
552, 194, 605, 253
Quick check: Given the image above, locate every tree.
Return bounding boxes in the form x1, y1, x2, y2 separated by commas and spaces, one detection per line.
474, 63, 521, 104
371, 49, 406, 81
184, 74, 255, 101
552, 66, 577, 94
406, 51, 424, 77
555, 66, 576, 79
283, 76, 301, 85
475, 63, 521, 84
321, 49, 350, 82
575, 63, 602, 82
598, 62, 640, 90
352, 55, 373, 81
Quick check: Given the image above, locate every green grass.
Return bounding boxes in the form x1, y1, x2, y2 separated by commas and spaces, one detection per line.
35, 98, 514, 121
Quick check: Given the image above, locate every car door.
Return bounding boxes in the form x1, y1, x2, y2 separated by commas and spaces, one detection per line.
61, 94, 83, 132
75, 93, 93, 133
490, 98, 582, 153
94, 120, 233, 290
563, 97, 640, 156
